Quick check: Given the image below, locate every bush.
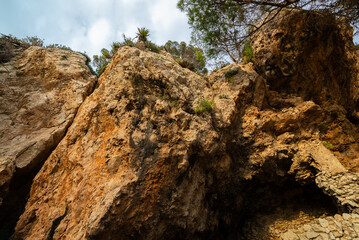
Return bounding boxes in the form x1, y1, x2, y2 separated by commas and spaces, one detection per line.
146, 41, 160, 53
242, 40, 254, 63
47, 43, 72, 50
224, 69, 239, 79
195, 98, 214, 113
22, 36, 44, 47
177, 58, 195, 70
0, 38, 14, 63
322, 141, 334, 149
218, 94, 229, 99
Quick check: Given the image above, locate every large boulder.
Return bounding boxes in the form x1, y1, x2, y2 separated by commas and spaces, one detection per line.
0, 45, 96, 235
12, 45, 353, 239
251, 10, 359, 118
7, 10, 359, 240
13, 47, 232, 239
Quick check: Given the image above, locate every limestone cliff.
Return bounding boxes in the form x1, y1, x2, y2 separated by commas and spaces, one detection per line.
2, 10, 359, 240
0, 43, 96, 237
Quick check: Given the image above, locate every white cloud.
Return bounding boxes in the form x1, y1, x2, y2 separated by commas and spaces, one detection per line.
149, 0, 191, 44
0, 0, 191, 58
88, 19, 113, 49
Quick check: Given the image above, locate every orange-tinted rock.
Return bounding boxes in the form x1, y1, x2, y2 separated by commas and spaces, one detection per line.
0, 46, 96, 206
251, 10, 359, 117
10, 11, 359, 240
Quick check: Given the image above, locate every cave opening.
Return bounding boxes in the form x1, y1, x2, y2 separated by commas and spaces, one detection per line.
204, 173, 338, 240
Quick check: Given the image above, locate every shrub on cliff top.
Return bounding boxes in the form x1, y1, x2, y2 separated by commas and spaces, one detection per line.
164, 40, 207, 74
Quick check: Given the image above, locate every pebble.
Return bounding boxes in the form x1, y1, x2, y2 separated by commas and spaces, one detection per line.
282, 230, 299, 240
306, 231, 319, 239
319, 218, 329, 228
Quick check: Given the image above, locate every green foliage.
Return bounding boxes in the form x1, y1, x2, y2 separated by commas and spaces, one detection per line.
322, 141, 334, 150
146, 41, 160, 53
218, 94, 229, 99
22, 36, 44, 47
0, 35, 18, 63
176, 58, 195, 70
169, 100, 178, 108
178, 0, 359, 63
47, 43, 72, 50
93, 53, 109, 76
224, 69, 238, 79
164, 40, 207, 73
92, 42, 120, 76
80, 52, 96, 75
195, 98, 214, 113
159, 94, 170, 100
177, 0, 256, 62
136, 27, 150, 42
242, 40, 254, 63
61, 55, 67, 60
121, 34, 135, 47
92, 28, 207, 75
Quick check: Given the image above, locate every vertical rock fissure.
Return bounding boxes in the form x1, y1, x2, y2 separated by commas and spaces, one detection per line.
0, 44, 98, 239
0, 92, 96, 239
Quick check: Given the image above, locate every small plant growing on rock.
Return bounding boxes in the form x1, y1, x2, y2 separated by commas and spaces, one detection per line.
158, 94, 170, 100
195, 98, 214, 113
242, 40, 254, 64
170, 100, 178, 108
224, 69, 239, 79
146, 41, 160, 53
218, 94, 229, 99
61, 55, 68, 60
176, 58, 195, 71
322, 141, 334, 149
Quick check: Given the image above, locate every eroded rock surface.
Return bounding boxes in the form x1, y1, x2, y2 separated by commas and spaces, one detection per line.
252, 10, 359, 119
8, 9, 359, 240
0, 45, 96, 236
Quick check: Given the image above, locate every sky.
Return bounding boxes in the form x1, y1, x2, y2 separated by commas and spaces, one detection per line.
0, 0, 192, 58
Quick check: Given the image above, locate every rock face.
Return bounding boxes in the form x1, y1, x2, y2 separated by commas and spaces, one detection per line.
0, 45, 96, 236
251, 10, 359, 172
7, 10, 359, 240
252, 10, 359, 119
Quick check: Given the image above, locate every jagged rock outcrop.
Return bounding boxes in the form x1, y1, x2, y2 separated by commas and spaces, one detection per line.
251, 10, 359, 172
7, 10, 359, 240
0, 45, 96, 236
252, 10, 359, 119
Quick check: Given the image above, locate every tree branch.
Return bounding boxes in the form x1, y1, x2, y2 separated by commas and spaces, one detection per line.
233, 0, 300, 8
